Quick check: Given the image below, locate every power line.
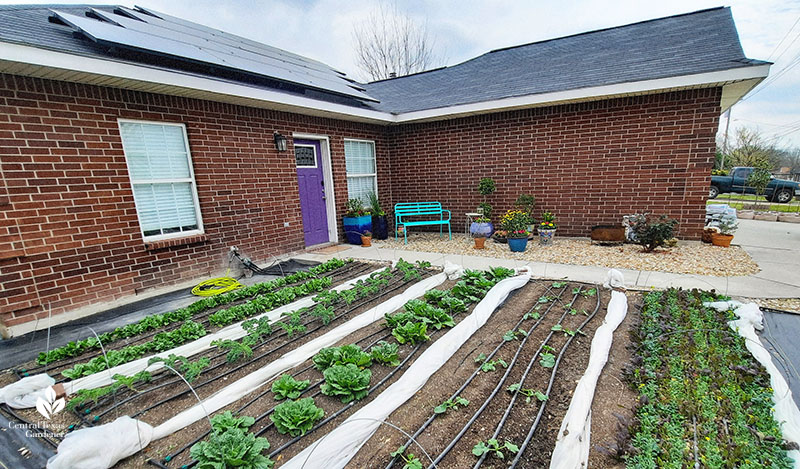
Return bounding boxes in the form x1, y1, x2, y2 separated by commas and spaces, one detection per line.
769, 13, 800, 61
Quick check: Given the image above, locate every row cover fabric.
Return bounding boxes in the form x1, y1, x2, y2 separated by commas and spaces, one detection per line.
153, 265, 456, 439
47, 416, 154, 469
47, 264, 457, 469
64, 268, 383, 395
0, 373, 55, 409
706, 300, 800, 467
550, 269, 628, 469
281, 268, 532, 469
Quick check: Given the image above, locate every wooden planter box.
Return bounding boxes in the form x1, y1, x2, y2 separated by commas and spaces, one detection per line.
590, 225, 626, 244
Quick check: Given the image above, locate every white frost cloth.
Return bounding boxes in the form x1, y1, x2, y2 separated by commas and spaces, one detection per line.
549, 270, 628, 469
281, 270, 531, 469
0, 373, 55, 409
706, 300, 800, 467
47, 416, 154, 469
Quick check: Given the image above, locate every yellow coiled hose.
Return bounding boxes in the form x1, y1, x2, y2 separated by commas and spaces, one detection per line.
191, 270, 243, 296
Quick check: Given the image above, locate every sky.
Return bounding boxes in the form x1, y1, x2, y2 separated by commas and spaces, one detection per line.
2, 0, 800, 148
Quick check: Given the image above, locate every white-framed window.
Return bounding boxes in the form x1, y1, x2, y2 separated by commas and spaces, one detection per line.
118, 119, 203, 240
344, 139, 377, 203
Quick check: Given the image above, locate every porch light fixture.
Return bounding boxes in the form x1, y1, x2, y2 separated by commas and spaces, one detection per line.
273, 132, 288, 152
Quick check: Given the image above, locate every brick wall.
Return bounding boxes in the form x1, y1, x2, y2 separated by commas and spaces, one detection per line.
0, 74, 388, 327
0, 72, 720, 328
386, 88, 720, 239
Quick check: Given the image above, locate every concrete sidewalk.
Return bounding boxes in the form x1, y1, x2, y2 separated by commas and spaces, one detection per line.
297, 219, 800, 299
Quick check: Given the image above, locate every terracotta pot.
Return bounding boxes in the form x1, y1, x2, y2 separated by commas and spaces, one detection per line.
360, 235, 372, 247
474, 237, 486, 249
711, 232, 733, 247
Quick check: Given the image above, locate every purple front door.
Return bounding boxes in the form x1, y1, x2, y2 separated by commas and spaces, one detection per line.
294, 139, 329, 246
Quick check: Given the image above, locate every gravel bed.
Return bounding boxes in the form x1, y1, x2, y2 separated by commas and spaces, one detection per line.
374, 233, 759, 276
744, 298, 800, 313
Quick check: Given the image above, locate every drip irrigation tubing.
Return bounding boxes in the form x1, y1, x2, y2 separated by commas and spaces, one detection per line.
385, 283, 562, 469
508, 288, 602, 469
27, 262, 372, 377
428, 285, 584, 468
158, 272, 486, 468
69, 267, 421, 415
92, 272, 429, 422
476, 285, 601, 469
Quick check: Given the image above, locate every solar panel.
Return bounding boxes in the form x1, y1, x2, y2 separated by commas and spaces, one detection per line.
49, 9, 377, 102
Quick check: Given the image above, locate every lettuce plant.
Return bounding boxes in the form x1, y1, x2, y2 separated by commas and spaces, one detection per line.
270, 397, 324, 437
392, 321, 429, 345
320, 363, 371, 403
271, 374, 310, 400
312, 344, 371, 372
370, 341, 400, 366
190, 428, 273, 469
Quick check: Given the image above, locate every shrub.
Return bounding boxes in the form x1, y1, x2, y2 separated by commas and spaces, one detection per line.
630, 213, 678, 252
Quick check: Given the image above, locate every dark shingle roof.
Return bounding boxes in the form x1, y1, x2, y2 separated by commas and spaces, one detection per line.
362, 7, 767, 114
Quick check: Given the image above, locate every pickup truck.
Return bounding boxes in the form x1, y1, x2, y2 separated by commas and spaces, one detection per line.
709, 167, 800, 203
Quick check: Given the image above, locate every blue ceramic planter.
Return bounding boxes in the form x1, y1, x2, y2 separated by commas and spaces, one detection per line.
343, 215, 372, 245
508, 237, 529, 252
469, 221, 494, 238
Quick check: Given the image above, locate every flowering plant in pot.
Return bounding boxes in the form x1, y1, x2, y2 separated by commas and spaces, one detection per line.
343, 199, 372, 245
501, 210, 531, 252
538, 211, 557, 246
472, 216, 490, 249
711, 216, 738, 248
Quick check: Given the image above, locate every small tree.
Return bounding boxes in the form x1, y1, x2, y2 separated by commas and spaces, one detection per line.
746, 167, 771, 198
477, 178, 496, 219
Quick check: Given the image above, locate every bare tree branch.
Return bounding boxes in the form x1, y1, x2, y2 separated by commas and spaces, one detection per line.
353, 3, 442, 81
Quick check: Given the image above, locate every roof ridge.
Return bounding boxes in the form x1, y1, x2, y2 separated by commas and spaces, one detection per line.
488, 7, 727, 55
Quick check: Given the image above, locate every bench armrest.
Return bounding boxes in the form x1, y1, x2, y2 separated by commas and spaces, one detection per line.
441, 209, 451, 222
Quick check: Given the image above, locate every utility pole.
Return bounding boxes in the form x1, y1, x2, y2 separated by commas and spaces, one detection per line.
721, 108, 732, 169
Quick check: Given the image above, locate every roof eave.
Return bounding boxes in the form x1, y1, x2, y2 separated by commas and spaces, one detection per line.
0, 41, 769, 125
392, 64, 771, 124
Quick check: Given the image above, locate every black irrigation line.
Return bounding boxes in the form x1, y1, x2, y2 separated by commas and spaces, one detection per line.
71, 266, 417, 413
427, 285, 584, 468
0, 403, 60, 448
477, 285, 602, 469
385, 282, 563, 469
159, 273, 489, 468
91, 272, 430, 422
508, 288, 601, 469
24, 262, 373, 378
158, 326, 394, 466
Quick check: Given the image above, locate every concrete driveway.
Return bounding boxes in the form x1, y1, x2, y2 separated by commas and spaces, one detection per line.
734, 218, 800, 294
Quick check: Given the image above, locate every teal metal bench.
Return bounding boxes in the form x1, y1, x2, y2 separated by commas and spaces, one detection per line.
394, 202, 452, 245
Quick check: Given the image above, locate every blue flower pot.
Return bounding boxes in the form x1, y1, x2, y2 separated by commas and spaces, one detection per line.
343, 215, 372, 245
508, 237, 529, 252
469, 221, 494, 238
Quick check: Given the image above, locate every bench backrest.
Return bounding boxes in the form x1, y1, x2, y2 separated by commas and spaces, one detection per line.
394, 202, 443, 217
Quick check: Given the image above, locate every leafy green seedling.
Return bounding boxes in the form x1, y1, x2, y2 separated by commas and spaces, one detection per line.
537, 296, 552, 304
472, 438, 520, 460
507, 383, 548, 403
391, 446, 423, 469
523, 312, 540, 320
551, 281, 567, 288
503, 329, 527, 341
434, 396, 469, 414
474, 353, 487, 363
540, 353, 555, 368
481, 359, 508, 372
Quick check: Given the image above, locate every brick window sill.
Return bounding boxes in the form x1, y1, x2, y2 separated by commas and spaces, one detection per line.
144, 234, 209, 251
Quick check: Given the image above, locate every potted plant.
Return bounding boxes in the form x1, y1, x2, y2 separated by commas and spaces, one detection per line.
501, 209, 531, 252
342, 198, 372, 245
367, 192, 388, 240
515, 194, 536, 233
472, 217, 490, 249
470, 178, 496, 238
361, 231, 373, 247
711, 216, 738, 247
538, 211, 557, 246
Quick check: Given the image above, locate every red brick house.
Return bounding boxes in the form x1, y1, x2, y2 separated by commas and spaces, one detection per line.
0, 5, 768, 333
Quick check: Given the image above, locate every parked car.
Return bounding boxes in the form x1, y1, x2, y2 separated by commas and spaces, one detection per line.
710, 167, 800, 203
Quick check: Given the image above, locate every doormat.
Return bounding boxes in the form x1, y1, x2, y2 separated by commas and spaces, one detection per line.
310, 244, 351, 254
